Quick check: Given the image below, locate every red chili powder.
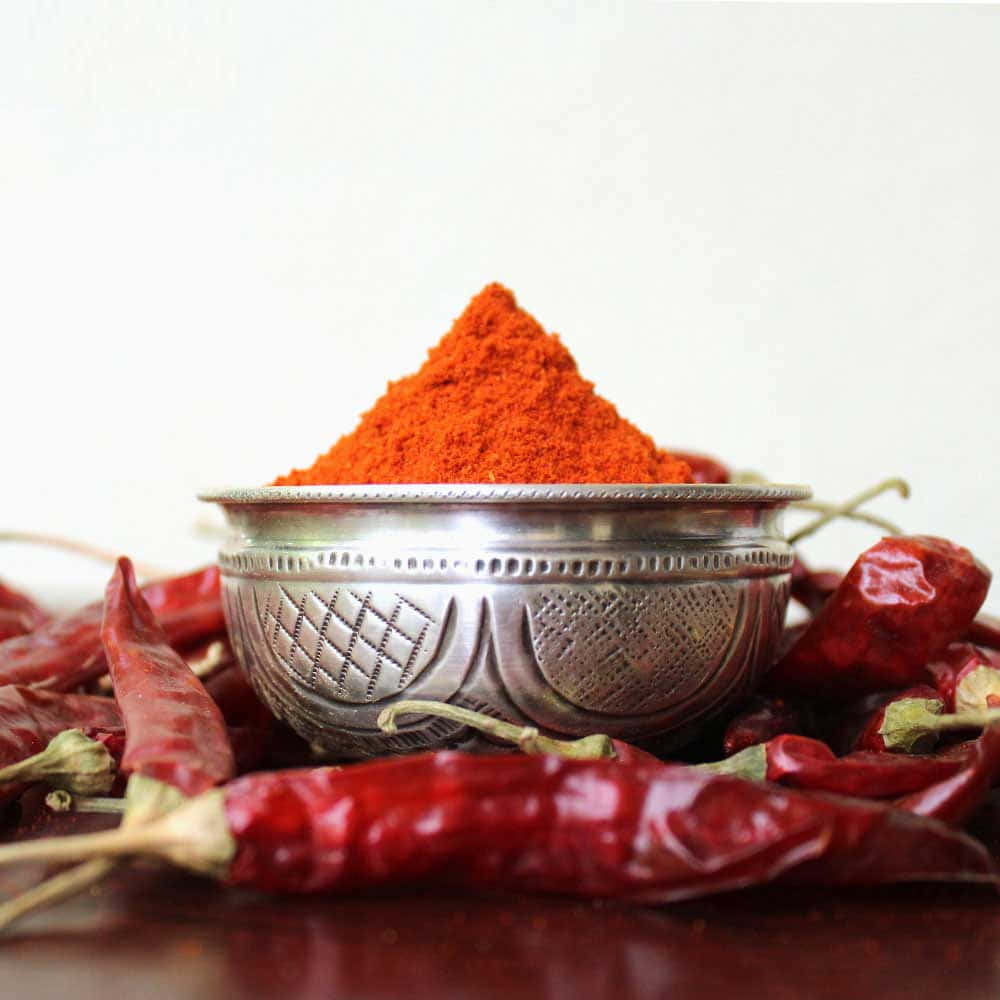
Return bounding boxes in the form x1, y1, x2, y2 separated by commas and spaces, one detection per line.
274, 284, 691, 485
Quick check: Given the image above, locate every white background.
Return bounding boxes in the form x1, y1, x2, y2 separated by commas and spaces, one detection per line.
2, 2, 998, 613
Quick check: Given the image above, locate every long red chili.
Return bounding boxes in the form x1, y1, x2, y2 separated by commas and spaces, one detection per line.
102, 558, 235, 797
0, 565, 224, 691
0, 686, 123, 803
897, 724, 1000, 826
705, 733, 971, 799
0, 753, 993, 900
0, 580, 48, 641
767, 535, 991, 699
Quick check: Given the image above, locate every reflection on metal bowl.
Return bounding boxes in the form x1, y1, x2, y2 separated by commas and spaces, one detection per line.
200, 483, 809, 758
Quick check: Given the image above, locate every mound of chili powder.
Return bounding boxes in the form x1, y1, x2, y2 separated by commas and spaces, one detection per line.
274, 284, 691, 485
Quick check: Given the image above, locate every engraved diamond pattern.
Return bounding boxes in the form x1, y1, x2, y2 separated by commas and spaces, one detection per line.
254, 583, 445, 704
527, 583, 742, 714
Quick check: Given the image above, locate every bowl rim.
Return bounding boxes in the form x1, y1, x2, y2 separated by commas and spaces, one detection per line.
199, 483, 811, 505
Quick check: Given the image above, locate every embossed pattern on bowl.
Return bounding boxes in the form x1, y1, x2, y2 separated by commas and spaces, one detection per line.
201, 484, 810, 758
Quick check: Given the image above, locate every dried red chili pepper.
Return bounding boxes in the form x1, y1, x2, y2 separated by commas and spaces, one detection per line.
967, 615, 1000, 651
0, 580, 48, 641
0, 753, 993, 901
854, 685, 945, 753
766, 536, 991, 699
668, 451, 729, 484
703, 733, 969, 798
0, 610, 36, 643
0, 565, 224, 691
203, 665, 275, 773
927, 642, 1000, 712
897, 725, 1000, 826
0, 686, 123, 803
102, 558, 235, 797
0, 580, 48, 630
722, 696, 814, 756
789, 558, 842, 616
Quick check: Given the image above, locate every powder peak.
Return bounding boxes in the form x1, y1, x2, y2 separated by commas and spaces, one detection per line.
274, 284, 690, 485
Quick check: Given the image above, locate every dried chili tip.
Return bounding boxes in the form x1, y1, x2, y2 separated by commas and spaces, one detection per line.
766, 535, 992, 700
856, 686, 946, 754
0, 730, 116, 796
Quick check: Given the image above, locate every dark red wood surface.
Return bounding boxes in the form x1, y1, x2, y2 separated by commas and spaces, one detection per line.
1, 797, 1000, 999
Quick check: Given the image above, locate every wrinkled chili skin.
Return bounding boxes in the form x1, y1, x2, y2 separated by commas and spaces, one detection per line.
968, 615, 1000, 651
0, 580, 48, 640
203, 665, 275, 773
766, 536, 990, 699
102, 559, 235, 797
0, 686, 123, 802
927, 642, 1000, 711
221, 752, 995, 898
853, 685, 945, 752
723, 696, 813, 756
0, 580, 48, 631
0, 566, 224, 691
789, 559, 842, 616
0, 610, 36, 642
763, 733, 969, 797
898, 725, 1000, 825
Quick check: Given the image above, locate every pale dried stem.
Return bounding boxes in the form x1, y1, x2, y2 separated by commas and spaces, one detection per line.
787, 478, 911, 545
377, 699, 617, 760
0, 532, 165, 579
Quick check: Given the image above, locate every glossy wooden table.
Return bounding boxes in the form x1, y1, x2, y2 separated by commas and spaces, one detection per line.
1, 798, 999, 999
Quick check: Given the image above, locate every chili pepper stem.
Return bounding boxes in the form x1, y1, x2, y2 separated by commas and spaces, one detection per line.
377, 700, 618, 760
788, 478, 911, 546
0, 532, 165, 579
0, 730, 116, 796
788, 502, 902, 536
730, 472, 904, 536
879, 702, 1000, 753
45, 790, 126, 815
0, 859, 116, 932
0, 776, 190, 933
0, 789, 233, 877
696, 744, 768, 781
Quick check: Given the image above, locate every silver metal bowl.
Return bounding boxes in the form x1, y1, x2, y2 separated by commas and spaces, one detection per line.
200, 483, 810, 758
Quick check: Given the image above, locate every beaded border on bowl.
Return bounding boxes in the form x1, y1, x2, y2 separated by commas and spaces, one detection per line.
201, 483, 811, 505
